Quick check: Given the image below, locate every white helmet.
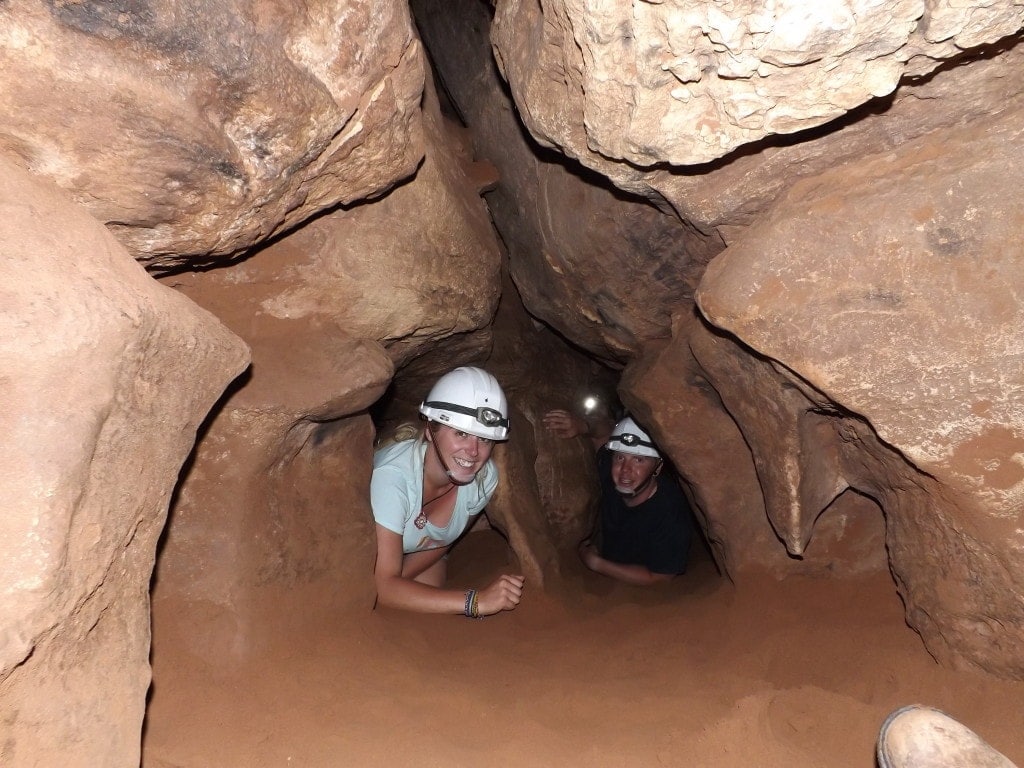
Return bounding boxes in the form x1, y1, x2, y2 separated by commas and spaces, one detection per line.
606, 416, 660, 458
419, 366, 509, 441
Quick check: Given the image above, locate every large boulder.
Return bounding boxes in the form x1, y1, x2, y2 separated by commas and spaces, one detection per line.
491, 0, 1023, 166
0, 0, 425, 270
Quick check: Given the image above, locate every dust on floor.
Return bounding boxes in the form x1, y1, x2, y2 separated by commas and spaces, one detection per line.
143, 530, 1024, 768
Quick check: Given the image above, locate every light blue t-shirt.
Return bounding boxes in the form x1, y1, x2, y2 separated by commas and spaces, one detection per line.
371, 438, 498, 553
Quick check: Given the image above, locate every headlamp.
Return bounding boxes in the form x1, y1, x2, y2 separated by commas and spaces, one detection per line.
611, 432, 655, 449
477, 407, 504, 427
422, 400, 509, 430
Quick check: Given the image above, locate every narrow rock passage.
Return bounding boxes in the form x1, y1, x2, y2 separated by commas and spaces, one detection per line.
144, 531, 1024, 768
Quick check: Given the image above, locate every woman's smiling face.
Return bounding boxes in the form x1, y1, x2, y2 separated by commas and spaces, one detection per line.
427, 423, 494, 483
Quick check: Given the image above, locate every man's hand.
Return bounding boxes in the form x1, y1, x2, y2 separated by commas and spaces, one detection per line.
578, 538, 674, 586
578, 539, 603, 571
543, 409, 587, 439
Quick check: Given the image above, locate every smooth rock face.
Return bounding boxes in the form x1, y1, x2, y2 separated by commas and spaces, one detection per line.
0, 0, 425, 270
0, 157, 248, 766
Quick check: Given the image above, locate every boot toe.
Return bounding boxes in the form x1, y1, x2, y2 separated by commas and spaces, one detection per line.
877, 705, 1017, 768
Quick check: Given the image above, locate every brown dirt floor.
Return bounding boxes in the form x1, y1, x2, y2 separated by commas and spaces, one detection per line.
143, 530, 1024, 768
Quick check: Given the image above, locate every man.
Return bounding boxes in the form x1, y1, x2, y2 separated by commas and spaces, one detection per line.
543, 410, 694, 585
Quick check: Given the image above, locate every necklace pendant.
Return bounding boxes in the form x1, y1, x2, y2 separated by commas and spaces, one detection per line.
414, 512, 428, 529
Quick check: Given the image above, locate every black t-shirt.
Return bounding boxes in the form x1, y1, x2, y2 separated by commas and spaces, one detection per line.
596, 448, 694, 575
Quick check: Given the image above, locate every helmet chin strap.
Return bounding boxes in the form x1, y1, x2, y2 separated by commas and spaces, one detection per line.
428, 425, 475, 486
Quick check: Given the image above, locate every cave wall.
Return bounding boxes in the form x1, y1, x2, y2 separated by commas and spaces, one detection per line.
0, 0, 427, 269
696, 98, 1024, 675
2, 0, 1024, 764
0, 156, 247, 766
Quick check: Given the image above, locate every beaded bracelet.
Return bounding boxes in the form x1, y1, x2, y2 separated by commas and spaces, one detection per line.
464, 589, 478, 618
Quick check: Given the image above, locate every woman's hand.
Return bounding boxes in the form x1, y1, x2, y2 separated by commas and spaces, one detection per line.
476, 573, 526, 616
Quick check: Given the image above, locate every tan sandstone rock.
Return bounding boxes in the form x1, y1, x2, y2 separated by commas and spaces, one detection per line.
0, 0, 425, 270
491, 0, 1024, 166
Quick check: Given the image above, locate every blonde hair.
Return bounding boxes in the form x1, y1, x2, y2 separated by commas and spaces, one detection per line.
375, 420, 424, 450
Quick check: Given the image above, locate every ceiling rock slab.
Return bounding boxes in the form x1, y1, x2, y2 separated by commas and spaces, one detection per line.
0, 157, 248, 767
0, 0, 424, 270
491, 0, 1024, 168
652, 41, 1024, 237
697, 102, 1024, 677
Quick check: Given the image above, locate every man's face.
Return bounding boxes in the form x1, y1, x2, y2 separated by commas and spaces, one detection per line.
610, 451, 660, 505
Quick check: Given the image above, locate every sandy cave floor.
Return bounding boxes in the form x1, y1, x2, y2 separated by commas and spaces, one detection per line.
143, 531, 1024, 768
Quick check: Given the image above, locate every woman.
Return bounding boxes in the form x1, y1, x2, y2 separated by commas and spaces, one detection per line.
371, 366, 525, 617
